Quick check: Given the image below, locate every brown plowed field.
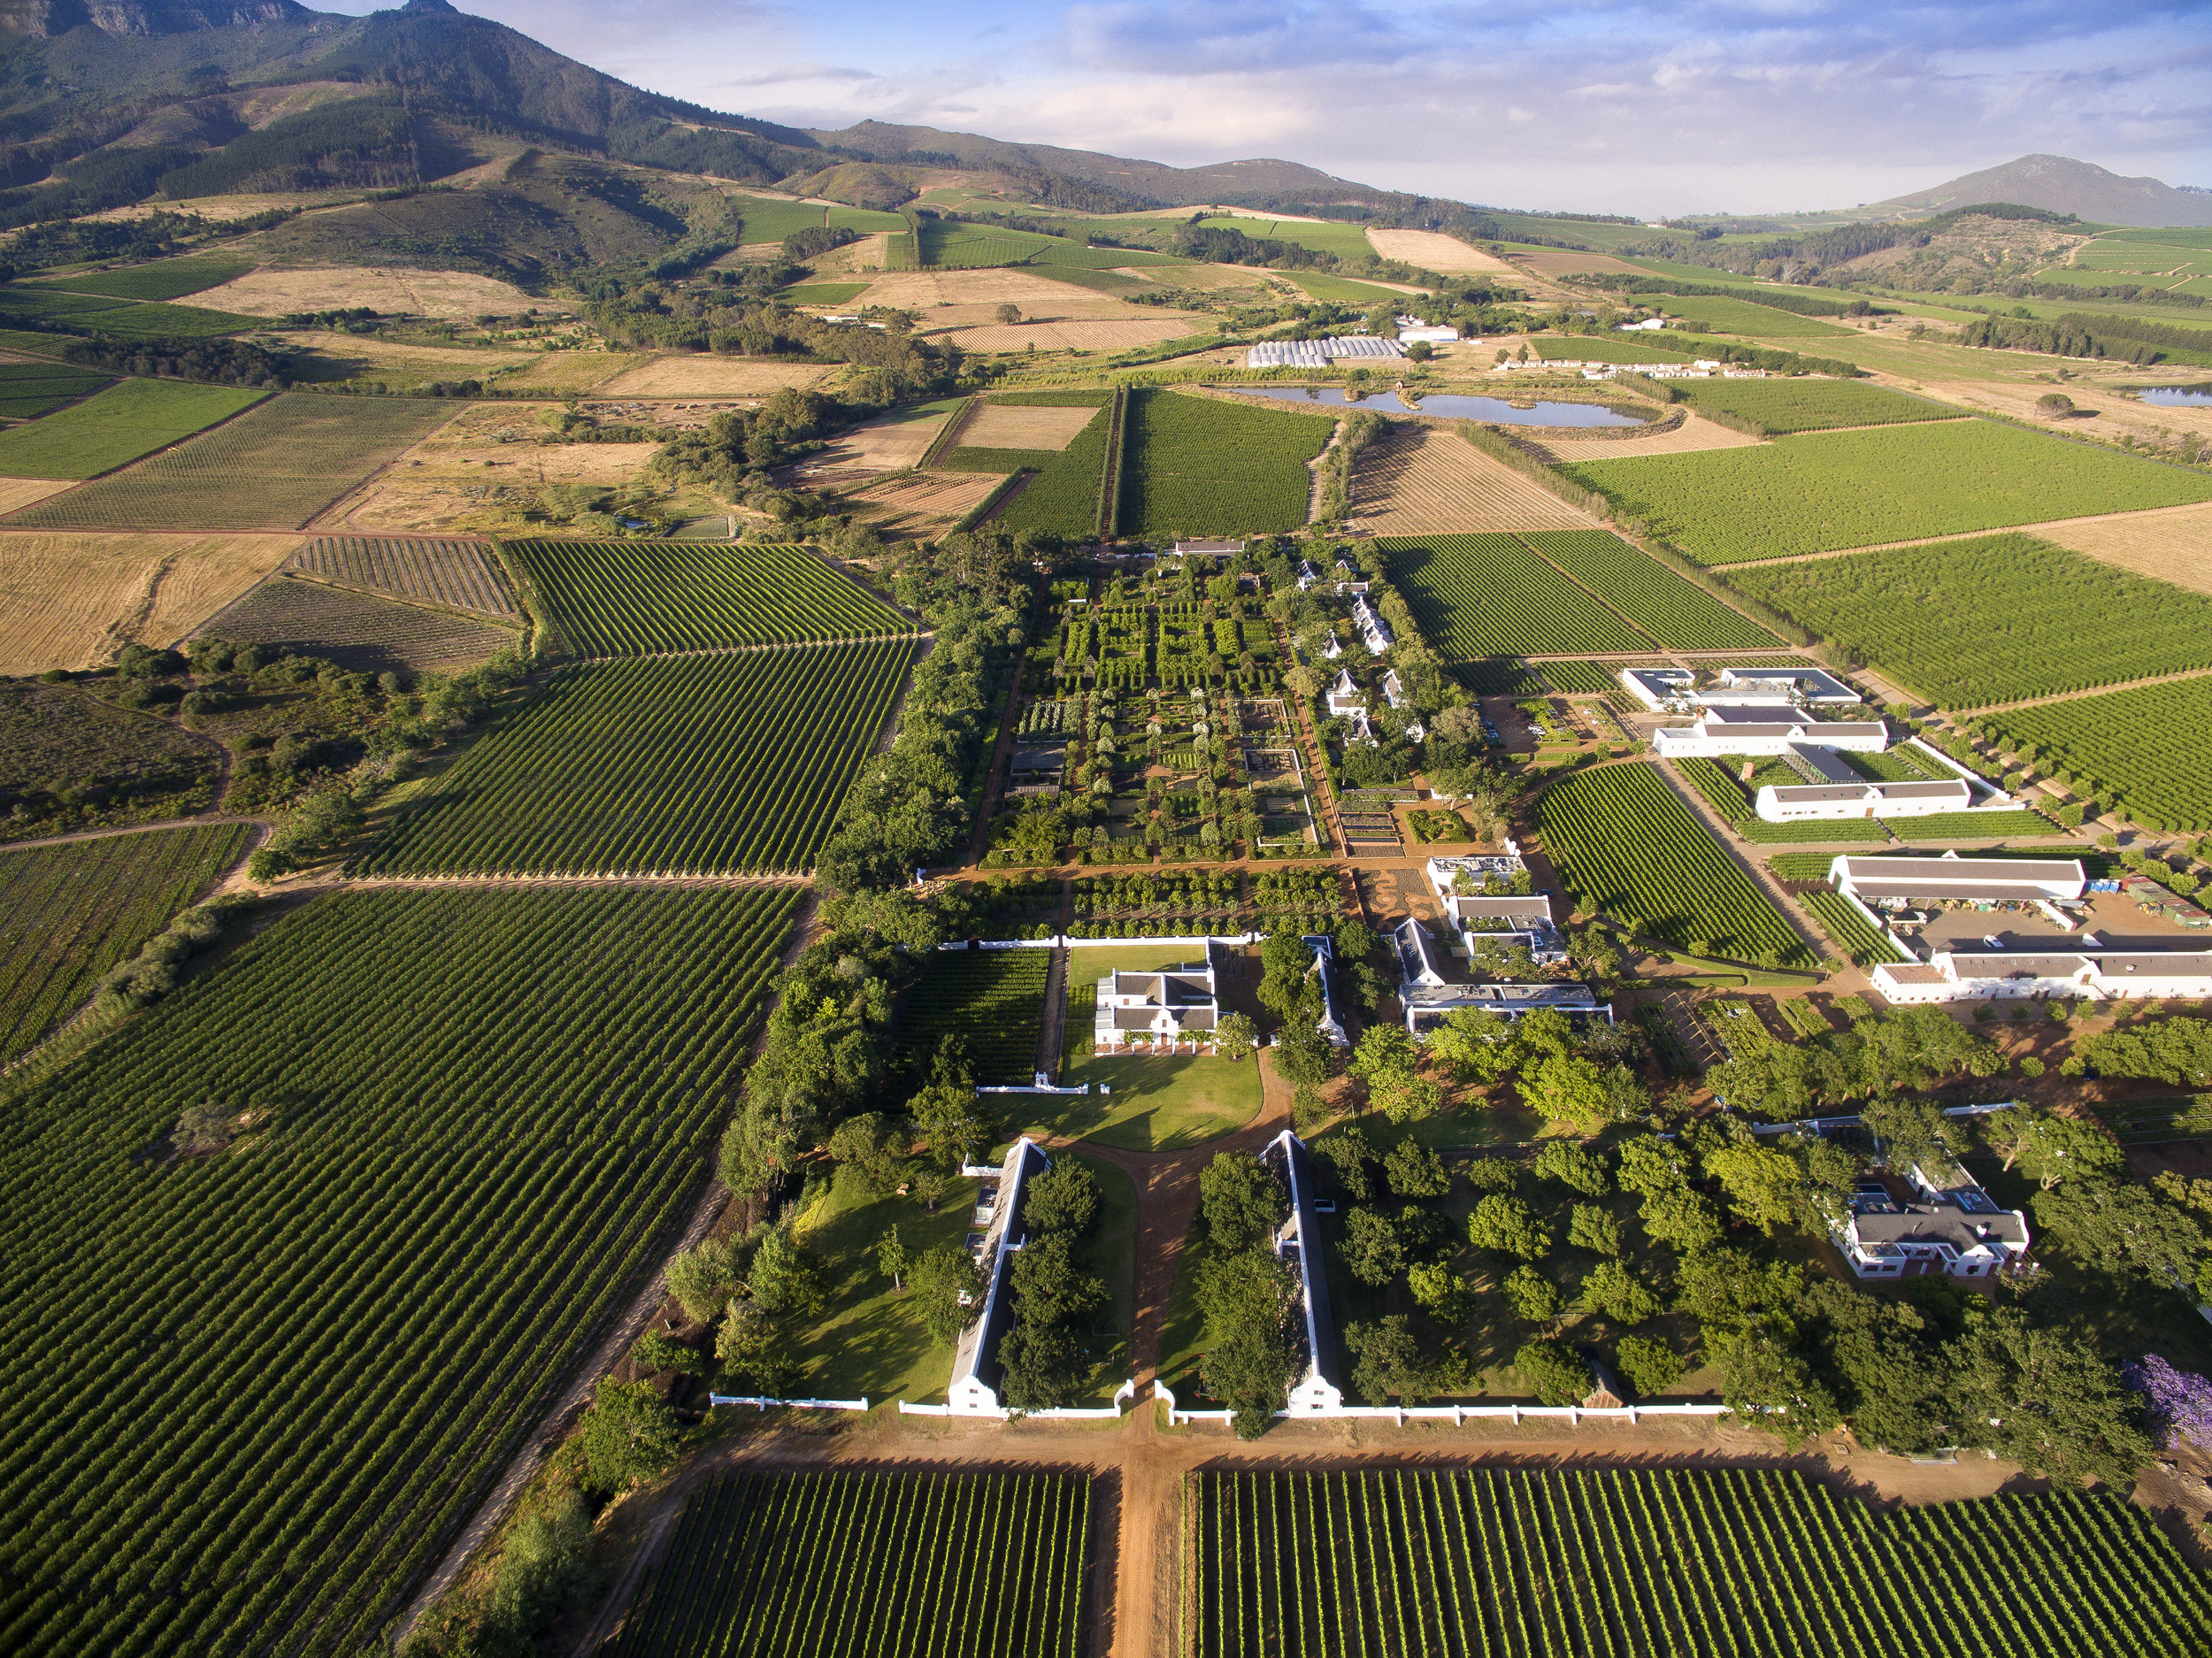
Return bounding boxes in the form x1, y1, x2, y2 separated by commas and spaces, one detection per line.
846, 471, 1003, 534
1540, 412, 1767, 462
962, 403, 1101, 449
0, 531, 300, 673
1351, 426, 1598, 534
813, 405, 960, 472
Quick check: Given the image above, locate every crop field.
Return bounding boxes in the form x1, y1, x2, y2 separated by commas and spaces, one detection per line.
961, 402, 1103, 450
21, 256, 255, 302
1534, 763, 1816, 966
1352, 427, 1594, 533
6, 395, 456, 529
0, 884, 799, 1658
1669, 379, 1965, 434
1652, 292, 1852, 337
193, 575, 519, 674
1190, 1467, 2212, 1658
1537, 659, 1642, 694
0, 288, 131, 323
1722, 533, 2212, 707
607, 1470, 1090, 1658
0, 823, 246, 1062
1379, 534, 1652, 658
81, 301, 262, 339
502, 540, 910, 657
1987, 676, 2212, 831
288, 535, 517, 618
0, 361, 109, 420
894, 948, 1049, 1084
1563, 420, 2212, 564
995, 395, 1114, 541
735, 196, 904, 245
1798, 888, 1909, 966
0, 379, 265, 480
0, 530, 300, 676
1117, 389, 1333, 540
1520, 530, 1778, 649
1886, 810, 2065, 841
357, 640, 916, 876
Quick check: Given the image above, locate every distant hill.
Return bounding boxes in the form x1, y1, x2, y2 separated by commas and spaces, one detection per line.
1864, 154, 2212, 228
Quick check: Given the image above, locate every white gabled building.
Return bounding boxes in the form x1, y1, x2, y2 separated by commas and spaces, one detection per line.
1835, 1163, 2032, 1280
1756, 776, 1974, 823
947, 1137, 1052, 1415
1301, 934, 1349, 1048
1652, 707, 1887, 760
1443, 893, 1567, 964
1380, 670, 1425, 741
1623, 664, 1861, 712
1873, 947, 2212, 1006
1325, 669, 1365, 719
1830, 853, 2086, 907
1351, 595, 1392, 656
1093, 952, 1221, 1049
1260, 1131, 1345, 1415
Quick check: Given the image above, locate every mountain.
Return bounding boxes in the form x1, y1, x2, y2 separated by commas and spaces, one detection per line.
1863, 154, 2212, 228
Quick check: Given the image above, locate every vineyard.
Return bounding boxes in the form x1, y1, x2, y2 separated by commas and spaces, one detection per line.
1985, 676, 2212, 832
1889, 810, 2064, 841
893, 948, 1049, 1083
0, 361, 109, 420
0, 885, 801, 1658
607, 1470, 1091, 1658
1670, 379, 1967, 434
1721, 534, 2212, 706
1533, 763, 1818, 967
193, 575, 519, 674
1378, 534, 1652, 658
1190, 1466, 2212, 1658
987, 396, 1113, 541
0, 823, 245, 1062
357, 640, 915, 875
1520, 530, 1778, 649
288, 536, 518, 618
1651, 292, 1852, 336
1117, 388, 1333, 539
1798, 888, 1908, 965
500, 540, 911, 657
0, 378, 264, 480
1563, 420, 2212, 564
5, 395, 457, 530
20, 255, 252, 302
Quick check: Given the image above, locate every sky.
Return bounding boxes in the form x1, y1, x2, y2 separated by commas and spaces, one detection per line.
326, 1, 2212, 216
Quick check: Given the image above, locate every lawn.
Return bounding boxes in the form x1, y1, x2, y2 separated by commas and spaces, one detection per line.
1563, 419, 2212, 564
1019, 1052, 1263, 1151
0, 378, 265, 480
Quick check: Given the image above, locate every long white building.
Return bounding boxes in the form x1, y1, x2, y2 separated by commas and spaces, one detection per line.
1829, 854, 2086, 906
1875, 948, 2212, 1004
1652, 705, 1887, 760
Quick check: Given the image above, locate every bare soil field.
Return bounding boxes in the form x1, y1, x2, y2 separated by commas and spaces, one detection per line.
590, 357, 836, 397
1363, 228, 1522, 275
944, 318, 1196, 353
0, 531, 299, 673
1351, 426, 1598, 533
487, 351, 634, 396
0, 477, 77, 514
2035, 498, 2212, 596
197, 265, 538, 319
844, 471, 1003, 536
1539, 412, 1767, 462
812, 405, 960, 472
962, 403, 1100, 450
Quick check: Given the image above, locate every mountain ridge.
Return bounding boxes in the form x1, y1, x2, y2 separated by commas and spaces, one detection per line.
1856, 152, 2212, 228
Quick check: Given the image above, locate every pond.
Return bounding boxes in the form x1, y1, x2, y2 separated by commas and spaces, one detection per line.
1221, 384, 1647, 427
2139, 385, 2212, 407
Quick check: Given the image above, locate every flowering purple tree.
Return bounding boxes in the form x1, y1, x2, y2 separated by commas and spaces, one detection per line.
2122, 1354, 2212, 1450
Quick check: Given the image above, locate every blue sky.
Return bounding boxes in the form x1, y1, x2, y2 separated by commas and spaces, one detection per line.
327, 1, 2212, 215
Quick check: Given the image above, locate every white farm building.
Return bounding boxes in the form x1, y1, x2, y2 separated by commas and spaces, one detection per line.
1260, 1131, 1345, 1416
946, 1137, 1052, 1416
1650, 706, 1888, 760
1092, 953, 1221, 1051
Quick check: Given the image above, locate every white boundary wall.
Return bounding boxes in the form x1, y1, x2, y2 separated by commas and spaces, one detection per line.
709, 1394, 870, 1411
899, 1378, 1137, 1421
1152, 1380, 1729, 1429
940, 934, 1262, 951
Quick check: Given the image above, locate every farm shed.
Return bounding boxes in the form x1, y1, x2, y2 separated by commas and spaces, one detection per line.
1872, 946, 2212, 1005
1829, 853, 2086, 906
947, 1137, 1053, 1416
1260, 1131, 1345, 1416
1652, 709, 1887, 759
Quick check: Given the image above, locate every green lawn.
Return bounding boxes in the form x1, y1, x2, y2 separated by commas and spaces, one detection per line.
0, 377, 266, 479
1156, 1217, 1217, 1402
1069, 1148, 1139, 1398
1016, 1053, 1263, 1151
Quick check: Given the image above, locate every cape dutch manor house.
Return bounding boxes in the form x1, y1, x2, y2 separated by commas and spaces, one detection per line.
1092, 947, 1221, 1053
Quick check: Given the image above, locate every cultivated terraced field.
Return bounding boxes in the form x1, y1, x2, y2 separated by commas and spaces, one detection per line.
0, 884, 803, 1658
1534, 762, 1816, 967
0, 822, 246, 1062
1118, 388, 1332, 539
5, 395, 457, 530
191, 575, 520, 675
1563, 420, 2212, 564
1191, 1467, 2212, 1658
502, 540, 912, 657
1379, 533, 1652, 658
355, 639, 917, 876
1721, 533, 2212, 707
288, 535, 517, 618
1522, 530, 1777, 649
607, 1470, 1091, 1658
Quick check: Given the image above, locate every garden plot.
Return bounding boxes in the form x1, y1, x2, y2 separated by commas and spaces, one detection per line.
0, 531, 300, 674
193, 265, 537, 319
190, 575, 519, 675
1352, 426, 1594, 533
892, 948, 1050, 1084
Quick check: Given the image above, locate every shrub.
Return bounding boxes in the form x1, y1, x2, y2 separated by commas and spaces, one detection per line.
1514, 1339, 1591, 1407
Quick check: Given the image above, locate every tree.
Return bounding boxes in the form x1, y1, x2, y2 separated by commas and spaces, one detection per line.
1023, 1158, 1100, 1236
908, 1245, 985, 1345
996, 303, 1022, 325
876, 1224, 909, 1292
2077, 1017, 2212, 1087
1616, 1133, 1689, 1198
1534, 1140, 1610, 1197
1515, 1339, 1590, 1406
1196, 1250, 1303, 1438
1314, 1127, 1374, 1200
1369, 1071, 1445, 1124
1568, 1203, 1624, 1255
1578, 1260, 1663, 1326
1011, 1232, 1105, 1327
1408, 1261, 1476, 1323
2036, 391, 2074, 417
999, 1317, 1089, 1409
1675, 1247, 1804, 1336
1863, 1096, 1955, 1180
1503, 1263, 1562, 1323
2032, 1179, 2207, 1288
1215, 1011, 1259, 1057
1715, 1328, 1839, 1446
1274, 1020, 1334, 1088
664, 1236, 741, 1323
1703, 1138, 1808, 1236
1467, 1194, 1550, 1260
1345, 1316, 1431, 1402
1637, 1185, 1724, 1254
1383, 1138, 1450, 1199
910, 1067, 992, 1172
1201, 1151, 1288, 1251
746, 1228, 823, 1317
1426, 1004, 1523, 1084
1521, 1053, 1613, 1135
714, 1298, 798, 1398
826, 1110, 904, 1195
1340, 1207, 1404, 1286
1614, 1335, 1686, 1398
630, 1328, 703, 1377
576, 1377, 682, 1494
1985, 1105, 2125, 1189
1951, 1309, 2154, 1486
1349, 1024, 1418, 1090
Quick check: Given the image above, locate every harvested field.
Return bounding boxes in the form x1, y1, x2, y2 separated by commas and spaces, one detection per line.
192, 573, 519, 673
0, 531, 300, 672
2036, 499, 2212, 597
809, 404, 958, 472
844, 470, 1003, 535
288, 535, 517, 618
590, 356, 833, 397
1363, 228, 1522, 275
196, 265, 538, 319
943, 317, 1197, 352
961, 403, 1105, 450
8, 395, 457, 532
1539, 413, 1767, 462
325, 403, 658, 533
1511, 247, 1653, 278
276, 332, 538, 388
1351, 426, 1598, 534
484, 350, 632, 396
0, 478, 74, 513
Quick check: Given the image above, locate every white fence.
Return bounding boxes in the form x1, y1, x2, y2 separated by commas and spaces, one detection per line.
1152, 1380, 1728, 1429
899, 1378, 1136, 1423
709, 1394, 870, 1412
940, 933, 1263, 951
